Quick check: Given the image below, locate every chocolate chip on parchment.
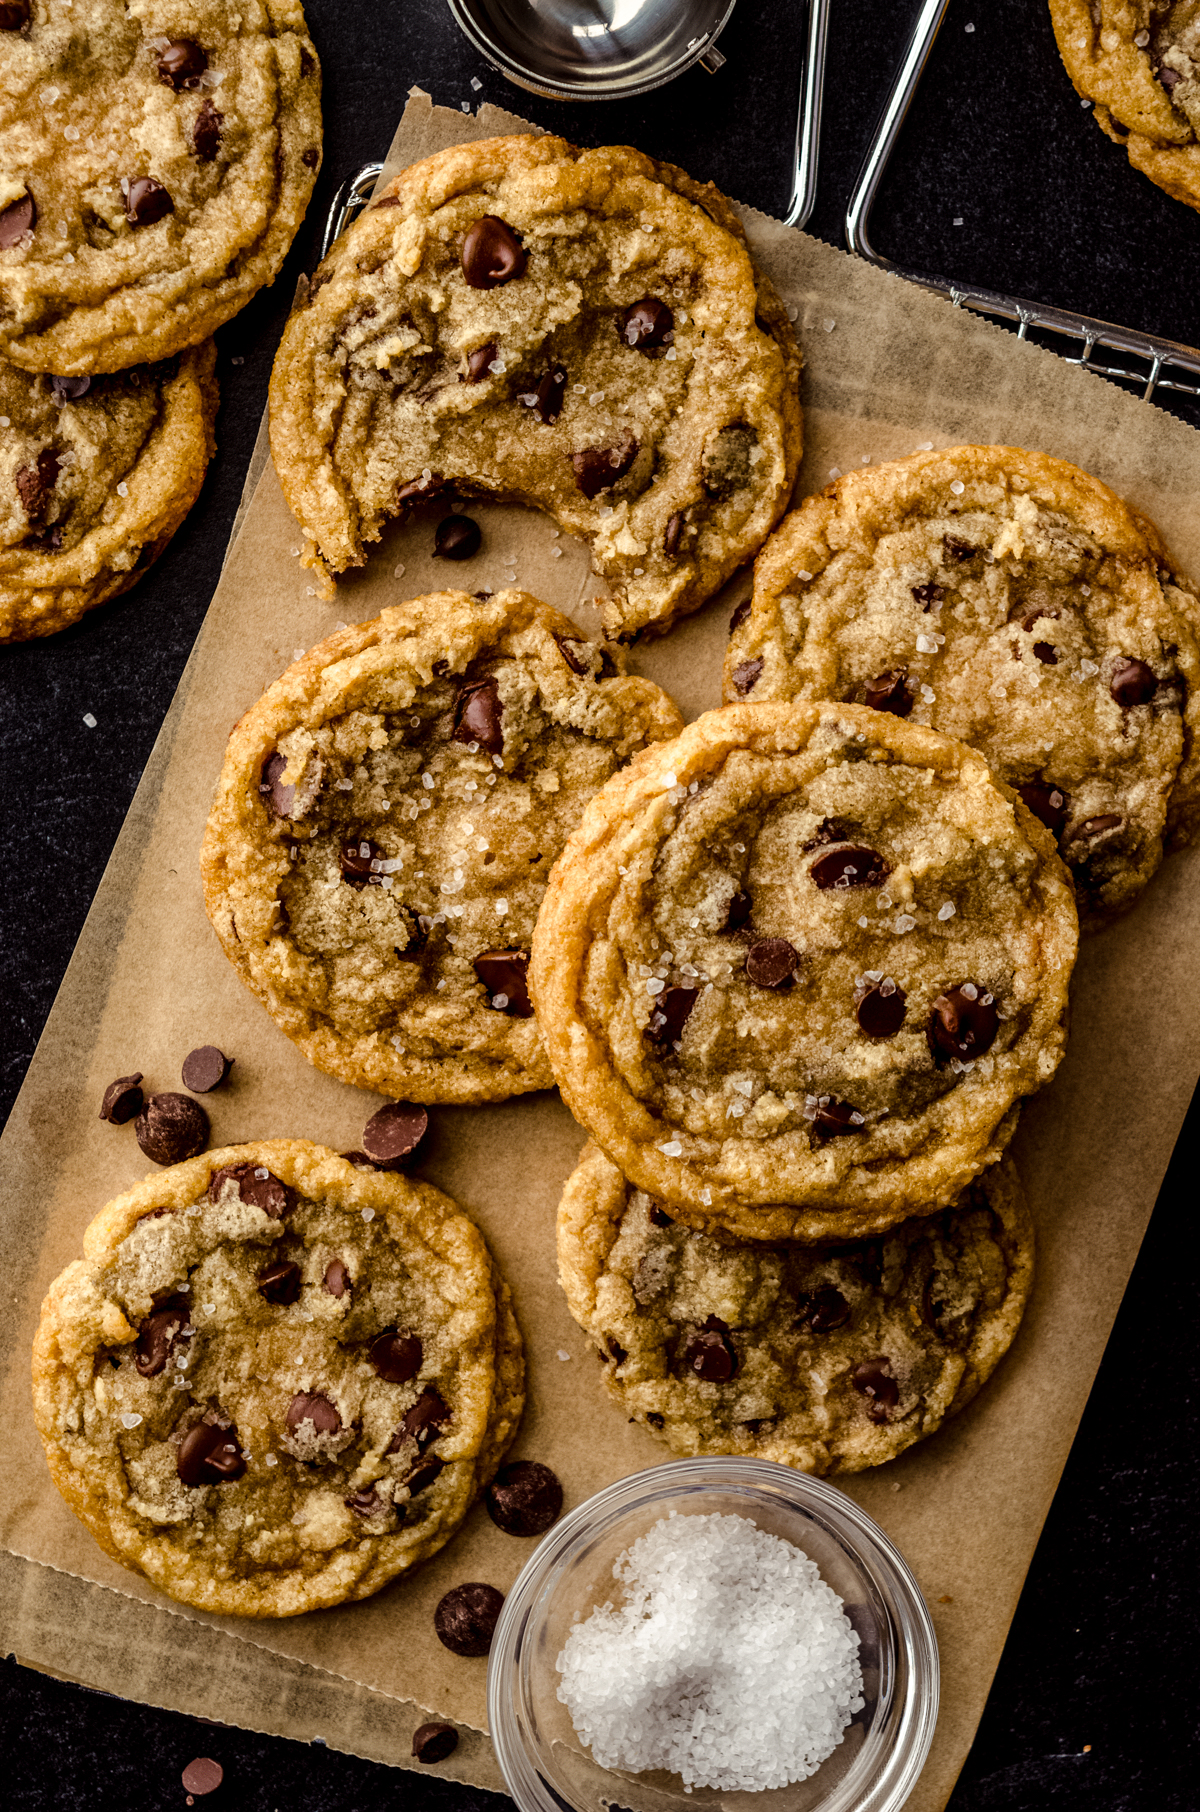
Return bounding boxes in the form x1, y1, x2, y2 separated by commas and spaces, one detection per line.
51, 374, 91, 400
362, 1100, 429, 1168
473, 949, 533, 1016
663, 511, 684, 558
572, 435, 638, 499
433, 514, 482, 560
135, 1295, 192, 1377
257, 1260, 302, 1305
464, 340, 498, 382
207, 1162, 294, 1218
99, 1071, 144, 1124
855, 980, 907, 1039
180, 1758, 223, 1797
864, 669, 913, 716
796, 1286, 851, 1333
646, 985, 698, 1047
683, 1315, 737, 1383
124, 176, 174, 227
928, 984, 998, 1066
0, 188, 35, 249
1018, 780, 1069, 836
810, 845, 889, 890
810, 1096, 866, 1143
413, 1722, 459, 1765
621, 297, 674, 352
851, 1357, 898, 1424
135, 1092, 208, 1165
181, 1046, 233, 1093
323, 1258, 351, 1297
434, 1582, 504, 1657
177, 1417, 246, 1485
745, 938, 797, 990
370, 1329, 423, 1384
485, 1460, 563, 1537
453, 676, 503, 754
192, 99, 223, 163
286, 1392, 341, 1436
461, 215, 526, 289
389, 1384, 451, 1452
1109, 657, 1157, 707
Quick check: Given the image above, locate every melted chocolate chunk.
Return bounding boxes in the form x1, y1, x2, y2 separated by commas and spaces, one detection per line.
1074, 812, 1122, 841
851, 1357, 898, 1423
911, 582, 944, 609
412, 1723, 459, 1765
928, 984, 999, 1066
1109, 657, 1157, 708
473, 949, 533, 1016
181, 1046, 233, 1092
389, 1384, 451, 1452
286, 1391, 341, 1436
864, 669, 913, 716
0, 188, 35, 249
464, 341, 498, 383
135, 1093, 209, 1166
345, 1488, 385, 1519
645, 985, 698, 1047
396, 473, 444, 509
301, 146, 319, 169
452, 676, 503, 754
810, 845, 890, 890
520, 363, 566, 423
51, 374, 91, 400
125, 177, 174, 227
663, 511, 685, 558
323, 1258, 351, 1297
177, 1418, 245, 1485
683, 1315, 738, 1383
362, 1100, 428, 1168
0, 1, 31, 27
461, 215, 526, 289
406, 1454, 446, 1495
745, 938, 797, 990
433, 514, 481, 560
485, 1460, 563, 1536
621, 297, 674, 352
434, 1582, 504, 1656
135, 1295, 192, 1378
259, 750, 294, 818
157, 39, 207, 87
192, 99, 223, 163
605, 1335, 627, 1365
729, 597, 751, 635
731, 658, 763, 696
339, 835, 386, 888
16, 447, 60, 523
99, 1072, 144, 1124
370, 1329, 423, 1384
554, 633, 590, 675
796, 1286, 851, 1333
811, 1097, 865, 1143
942, 534, 976, 563
725, 888, 753, 932
257, 1260, 302, 1305
207, 1162, 294, 1218
1018, 780, 1069, 836
649, 1203, 673, 1227
855, 980, 907, 1038
572, 436, 639, 499
646, 1411, 665, 1428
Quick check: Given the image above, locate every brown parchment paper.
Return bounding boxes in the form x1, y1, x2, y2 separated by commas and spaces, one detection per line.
4, 89, 1200, 1811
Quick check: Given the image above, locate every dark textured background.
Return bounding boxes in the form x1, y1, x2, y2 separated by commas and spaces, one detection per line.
2, 1, 1197, 1806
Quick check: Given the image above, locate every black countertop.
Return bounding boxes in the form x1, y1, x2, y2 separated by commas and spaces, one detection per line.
3, 2, 1197, 1806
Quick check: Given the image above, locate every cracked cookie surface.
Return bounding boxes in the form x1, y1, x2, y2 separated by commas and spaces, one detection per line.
0, 0, 321, 372
558, 1143, 1033, 1475
1, 343, 216, 640
268, 133, 802, 641
1050, 0, 1200, 211
726, 446, 1200, 928
32, 1141, 523, 1617
530, 701, 1077, 1241
200, 589, 683, 1103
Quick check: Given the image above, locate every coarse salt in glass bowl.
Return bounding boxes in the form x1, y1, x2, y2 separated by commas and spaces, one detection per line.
487, 1458, 938, 1812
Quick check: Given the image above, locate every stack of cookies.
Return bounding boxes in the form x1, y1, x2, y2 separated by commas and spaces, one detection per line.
0, 1, 322, 640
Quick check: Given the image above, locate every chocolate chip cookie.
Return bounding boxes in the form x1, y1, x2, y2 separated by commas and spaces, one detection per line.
726, 446, 1200, 928
268, 133, 802, 641
32, 1141, 524, 1617
0, 1, 321, 373
200, 589, 683, 1103
1050, 0, 1200, 211
557, 1142, 1033, 1474
1, 344, 216, 640
530, 701, 1077, 1241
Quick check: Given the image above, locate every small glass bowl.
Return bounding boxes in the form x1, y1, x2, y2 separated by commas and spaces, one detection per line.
445, 0, 737, 103
487, 1458, 938, 1812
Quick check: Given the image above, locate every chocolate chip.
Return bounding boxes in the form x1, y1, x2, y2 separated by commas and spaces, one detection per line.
323, 1258, 351, 1297
649, 1203, 673, 1227
745, 938, 797, 990
0, 1, 31, 27
851, 1357, 898, 1423
286, 1391, 341, 1436
396, 473, 444, 510
453, 677, 503, 754
361, 1100, 428, 1169
177, 1418, 246, 1486
621, 297, 674, 352
464, 341, 497, 383
370, 1329, 423, 1384
646, 1411, 665, 1429
434, 1582, 504, 1656
605, 1335, 627, 1366
181, 1046, 233, 1093
810, 845, 890, 890
646, 985, 698, 1048
811, 1097, 866, 1143
729, 597, 751, 635
413, 1723, 459, 1765
555, 634, 590, 675
855, 980, 907, 1038
434, 514, 482, 560
928, 984, 999, 1066
461, 215, 526, 288
1109, 657, 1157, 707
725, 888, 752, 932
157, 39, 207, 87
731, 658, 763, 696
1159, 63, 1182, 91
911, 582, 944, 608
259, 751, 294, 818
16, 447, 60, 523
683, 1315, 738, 1382
135, 1093, 208, 1165
301, 146, 319, 169
521, 363, 567, 423
192, 99, 223, 163
299, 46, 315, 75
485, 1460, 563, 1537
135, 1295, 192, 1377
572, 435, 638, 499
1033, 641, 1058, 666
1018, 780, 1069, 836
664, 511, 685, 558
342, 1150, 377, 1168
51, 374, 91, 400
345, 1487, 385, 1519
0, 188, 34, 248
389, 1385, 451, 1452
257, 1260, 302, 1305
99, 1072, 144, 1124
125, 176, 173, 227
864, 669, 913, 716
339, 835, 386, 888
208, 1163, 294, 1218
942, 535, 975, 563
406, 1454, 446, 1494
180, 1758, 223, 1797
1074, 813, 1122, 842
473, 949, 533, 1016
702, 424, 756, 500
796, 1286, 851, 1333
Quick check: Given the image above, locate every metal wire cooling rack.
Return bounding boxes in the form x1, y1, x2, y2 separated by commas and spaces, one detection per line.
846, 0, 1200, 408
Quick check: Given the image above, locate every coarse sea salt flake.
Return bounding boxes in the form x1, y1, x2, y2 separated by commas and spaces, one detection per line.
119, 1412, 142, 1428
361, 1207, 375, 1222
658, 1140, 683, 1157
82, 711, 97, 728
938, 901, 956, 920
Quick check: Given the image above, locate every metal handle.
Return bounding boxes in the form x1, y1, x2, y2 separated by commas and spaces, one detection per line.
783, 0, 831, 229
